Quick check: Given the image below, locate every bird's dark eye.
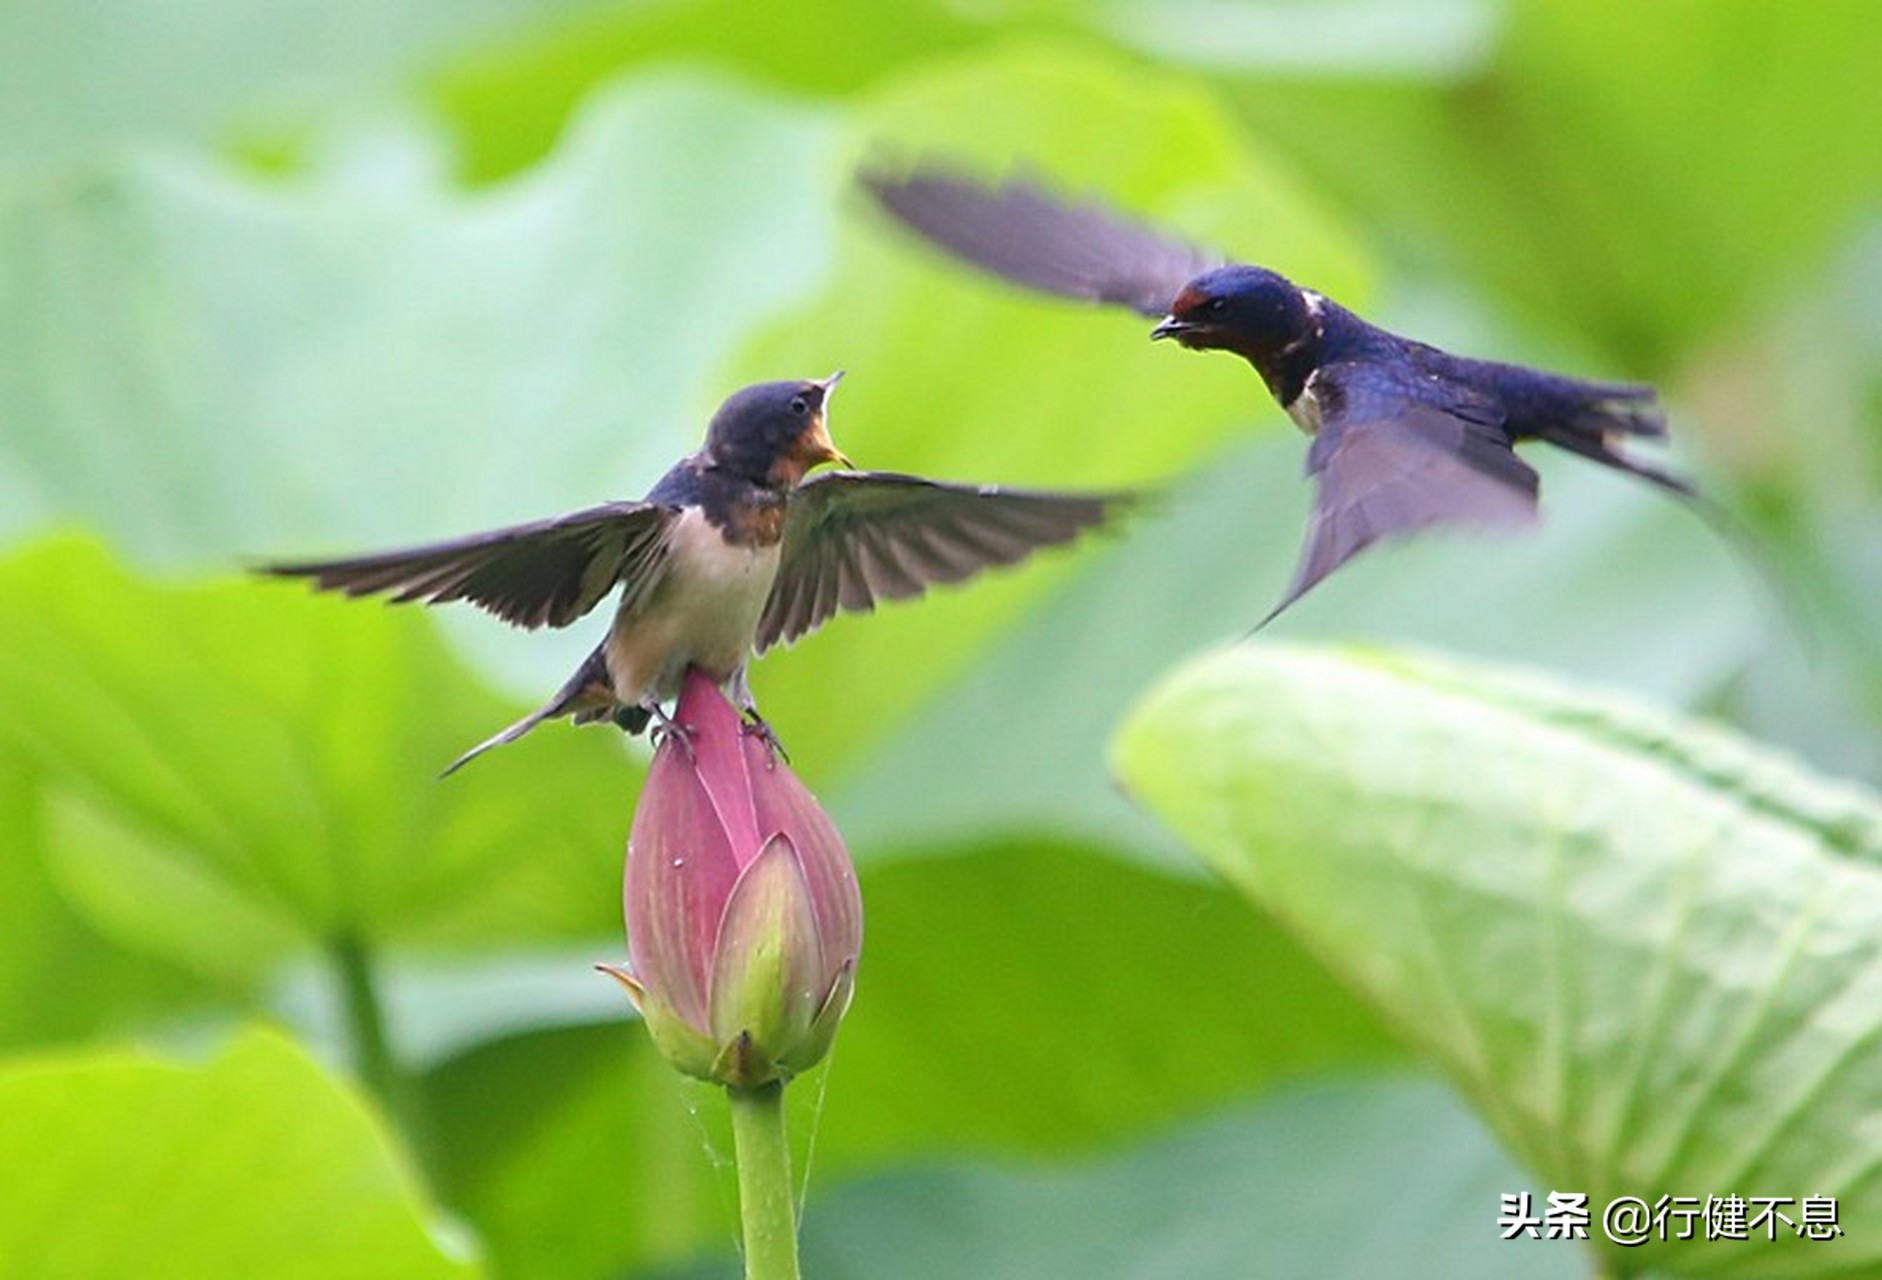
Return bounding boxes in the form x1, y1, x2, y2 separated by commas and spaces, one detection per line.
1206, 297, 1229, 316
789, 396, 810, 415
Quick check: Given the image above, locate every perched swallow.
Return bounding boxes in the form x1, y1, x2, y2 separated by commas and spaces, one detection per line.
862, 166, 1702, 623
266, 373, 1126, 773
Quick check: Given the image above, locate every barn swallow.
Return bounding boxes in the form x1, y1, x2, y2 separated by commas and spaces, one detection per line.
862, 166, 1704, 624
266, 373, 1127, 773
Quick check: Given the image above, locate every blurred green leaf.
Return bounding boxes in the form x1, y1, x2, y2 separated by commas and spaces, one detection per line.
0, 1028, 475, 1279
660, 1079, 1581, 1280
429, 0, 990, 181
1224, 0, 1882, 370
0, 539, 630, 977
824, 841, 1402, 1162
427, 1023, 716, 1280
0, 72, 838, 578
1115, 644, 1882, 1276
1494, 0, 1882, 360
1679, 223, 1882, 771
1102, 0, 1500, 78
0, 754, 218, 1048
0, 0, 605, 178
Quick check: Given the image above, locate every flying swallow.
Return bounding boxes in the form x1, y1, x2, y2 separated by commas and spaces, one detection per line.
861, 166, 1704, 624
266, 373, 1127, 773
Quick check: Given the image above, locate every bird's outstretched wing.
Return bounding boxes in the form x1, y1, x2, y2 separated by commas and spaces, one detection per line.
264, 501, 677, 629
860, 165, 1224, 318
756, 471, 1129, 652
1259, 363, 1540, 627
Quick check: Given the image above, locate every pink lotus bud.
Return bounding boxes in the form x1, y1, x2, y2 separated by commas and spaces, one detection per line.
605, 670, 862, 1088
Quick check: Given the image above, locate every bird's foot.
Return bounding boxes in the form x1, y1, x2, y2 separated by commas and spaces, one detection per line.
648, 704, 697, 761
740, 710, 789, 767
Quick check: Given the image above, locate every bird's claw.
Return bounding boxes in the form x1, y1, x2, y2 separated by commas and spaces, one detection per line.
740, 711, 789, 766
649, 705, 697, 761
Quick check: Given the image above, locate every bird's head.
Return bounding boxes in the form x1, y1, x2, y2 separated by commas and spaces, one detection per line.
1150, 266, 1311, 360
705, 372, 854, 488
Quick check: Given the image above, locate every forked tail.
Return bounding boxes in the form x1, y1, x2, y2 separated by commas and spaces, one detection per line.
439, 645, 616, 778
440, 706, 557, 778
1540, 391, 1811, 651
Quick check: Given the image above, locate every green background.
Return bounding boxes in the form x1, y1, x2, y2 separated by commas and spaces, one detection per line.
2, 2, 1880, 1276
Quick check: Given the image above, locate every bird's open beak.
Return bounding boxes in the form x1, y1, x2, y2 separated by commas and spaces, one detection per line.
809, 426, 855, 471
808, 372, 855, 470
1150, 316, 1190, 341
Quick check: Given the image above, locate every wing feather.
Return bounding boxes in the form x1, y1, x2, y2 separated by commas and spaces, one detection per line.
756, 471, 1130, 651
853, 523, 923, 600
1258, 363, 1539, 626
264, 501, 676, 630
861, 166, 1225, 319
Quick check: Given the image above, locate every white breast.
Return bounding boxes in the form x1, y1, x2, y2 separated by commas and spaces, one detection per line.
606, 507, 780, 707
1285, 368, 1324, 435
